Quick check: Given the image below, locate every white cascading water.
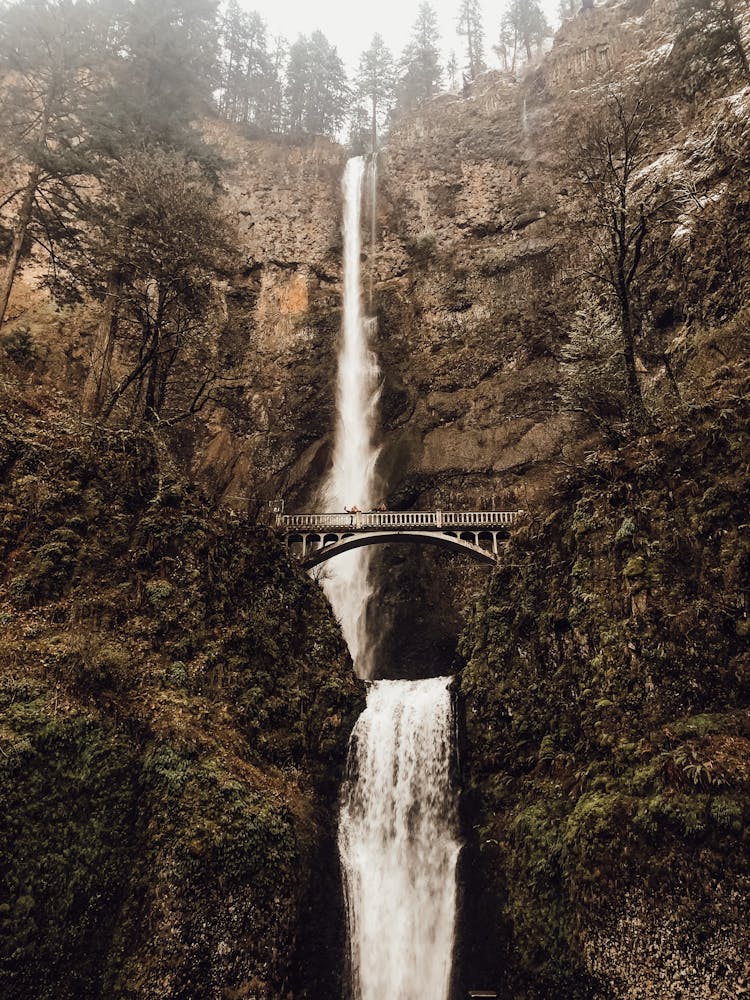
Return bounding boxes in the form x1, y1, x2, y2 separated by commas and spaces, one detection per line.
326, 157, 461, 1000
321, 156, 381, 680
338, 678, 461, 1000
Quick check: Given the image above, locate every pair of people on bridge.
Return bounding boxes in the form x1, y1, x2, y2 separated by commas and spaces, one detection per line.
344, 502, 388, 516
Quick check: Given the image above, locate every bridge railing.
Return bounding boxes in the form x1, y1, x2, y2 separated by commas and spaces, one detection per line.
277, 510, 520, 531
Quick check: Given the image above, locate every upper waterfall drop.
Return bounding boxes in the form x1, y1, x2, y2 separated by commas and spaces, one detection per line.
321, 156, 381, 679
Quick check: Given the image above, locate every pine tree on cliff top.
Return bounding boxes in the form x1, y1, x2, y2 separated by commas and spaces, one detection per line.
447, 51, 459, 90
100, 0, 220, 152
354, 34, 396, 151
0, 0, 112, 331
457, 0, 485, 80
285, 31, 348, 137
397, 3, 443, 113
499, 0, 550, 68
218, 2, 276, 128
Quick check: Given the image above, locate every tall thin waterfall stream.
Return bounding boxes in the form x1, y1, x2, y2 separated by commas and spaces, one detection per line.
323, 157, 462, 1000
321, 156, 381, 680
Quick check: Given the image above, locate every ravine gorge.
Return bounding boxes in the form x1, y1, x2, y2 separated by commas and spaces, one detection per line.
0, 0, 749, 998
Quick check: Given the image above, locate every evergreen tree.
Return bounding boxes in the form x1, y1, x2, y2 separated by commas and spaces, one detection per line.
218, 5, 276, 127
0, 0, 113, 329
285, 32, 348, 136
51, 149, 235, 423
457, 0, 485, 79
674, 0, 749, 89
447, 51, 459, 90
397, 3, 443, 114
560, 293, 630, 435
284, 37, 308, 132
558, 0, 578, 18
266, 35, 287, 132
306, 30, 349, 135
80, 0, 223, 407
354, 34, 396, 150
500, 0, 550, 69
98, 0, 220, 153
219, 0, 248, 120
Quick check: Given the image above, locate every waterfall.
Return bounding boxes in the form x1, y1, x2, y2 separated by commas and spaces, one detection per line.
325, 158, 461, 1000
321, 156, 381, 680
338, 678, 461, 1000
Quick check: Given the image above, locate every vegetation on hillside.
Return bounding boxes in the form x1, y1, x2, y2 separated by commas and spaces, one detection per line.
460, 374, 750, 997
0, 410, 362, 998
458, 10, 750, 994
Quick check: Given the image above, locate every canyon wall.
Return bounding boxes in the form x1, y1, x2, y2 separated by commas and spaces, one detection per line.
2, 0, 749, 995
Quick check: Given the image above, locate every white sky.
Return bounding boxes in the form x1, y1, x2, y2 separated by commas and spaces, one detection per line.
237, 0, 563, 74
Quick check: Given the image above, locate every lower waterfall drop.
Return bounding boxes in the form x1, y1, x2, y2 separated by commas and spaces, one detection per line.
338, 677, 461, 1000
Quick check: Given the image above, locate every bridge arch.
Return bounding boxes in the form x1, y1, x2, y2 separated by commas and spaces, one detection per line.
302, 529, 497, 569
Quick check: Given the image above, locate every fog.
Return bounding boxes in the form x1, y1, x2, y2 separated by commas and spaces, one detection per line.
238, 0, 563, 71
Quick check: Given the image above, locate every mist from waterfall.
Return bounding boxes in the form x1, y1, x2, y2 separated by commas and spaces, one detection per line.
338, 677, 461, 1000
321, 156, 381, 680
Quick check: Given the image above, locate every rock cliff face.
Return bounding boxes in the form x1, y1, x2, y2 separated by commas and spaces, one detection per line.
186, 128, 347, 511
354, 0, 687, 676
4, 0, 746, 681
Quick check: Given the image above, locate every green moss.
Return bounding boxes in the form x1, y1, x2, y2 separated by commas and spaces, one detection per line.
0, 712, 139, 1000
622, 554, 646, 578
614, 516, 636, 545
144, 578, 175, 605
0, 416, 363, 998
460, 405, 750, 993
709, 795, 744, 832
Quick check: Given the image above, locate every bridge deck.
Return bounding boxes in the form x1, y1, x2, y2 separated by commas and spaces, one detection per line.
277, 510, 520, 532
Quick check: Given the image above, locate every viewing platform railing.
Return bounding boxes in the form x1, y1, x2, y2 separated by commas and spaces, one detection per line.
276, 510, 521, 531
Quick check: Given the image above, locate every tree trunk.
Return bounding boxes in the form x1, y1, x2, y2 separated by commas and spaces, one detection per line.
82, 271, 122, 415
0, 163, 41, 330
725, 0, 750, 80
0, 101, 51, 331
618, 290, 648, 428
143, 344, 160, 422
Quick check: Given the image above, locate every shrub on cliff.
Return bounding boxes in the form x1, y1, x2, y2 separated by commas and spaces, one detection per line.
673, 0, 750, 95
559, 293, 630, 437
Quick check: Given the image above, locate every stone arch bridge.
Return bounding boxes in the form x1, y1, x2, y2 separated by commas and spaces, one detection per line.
275, 509, 521, 569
